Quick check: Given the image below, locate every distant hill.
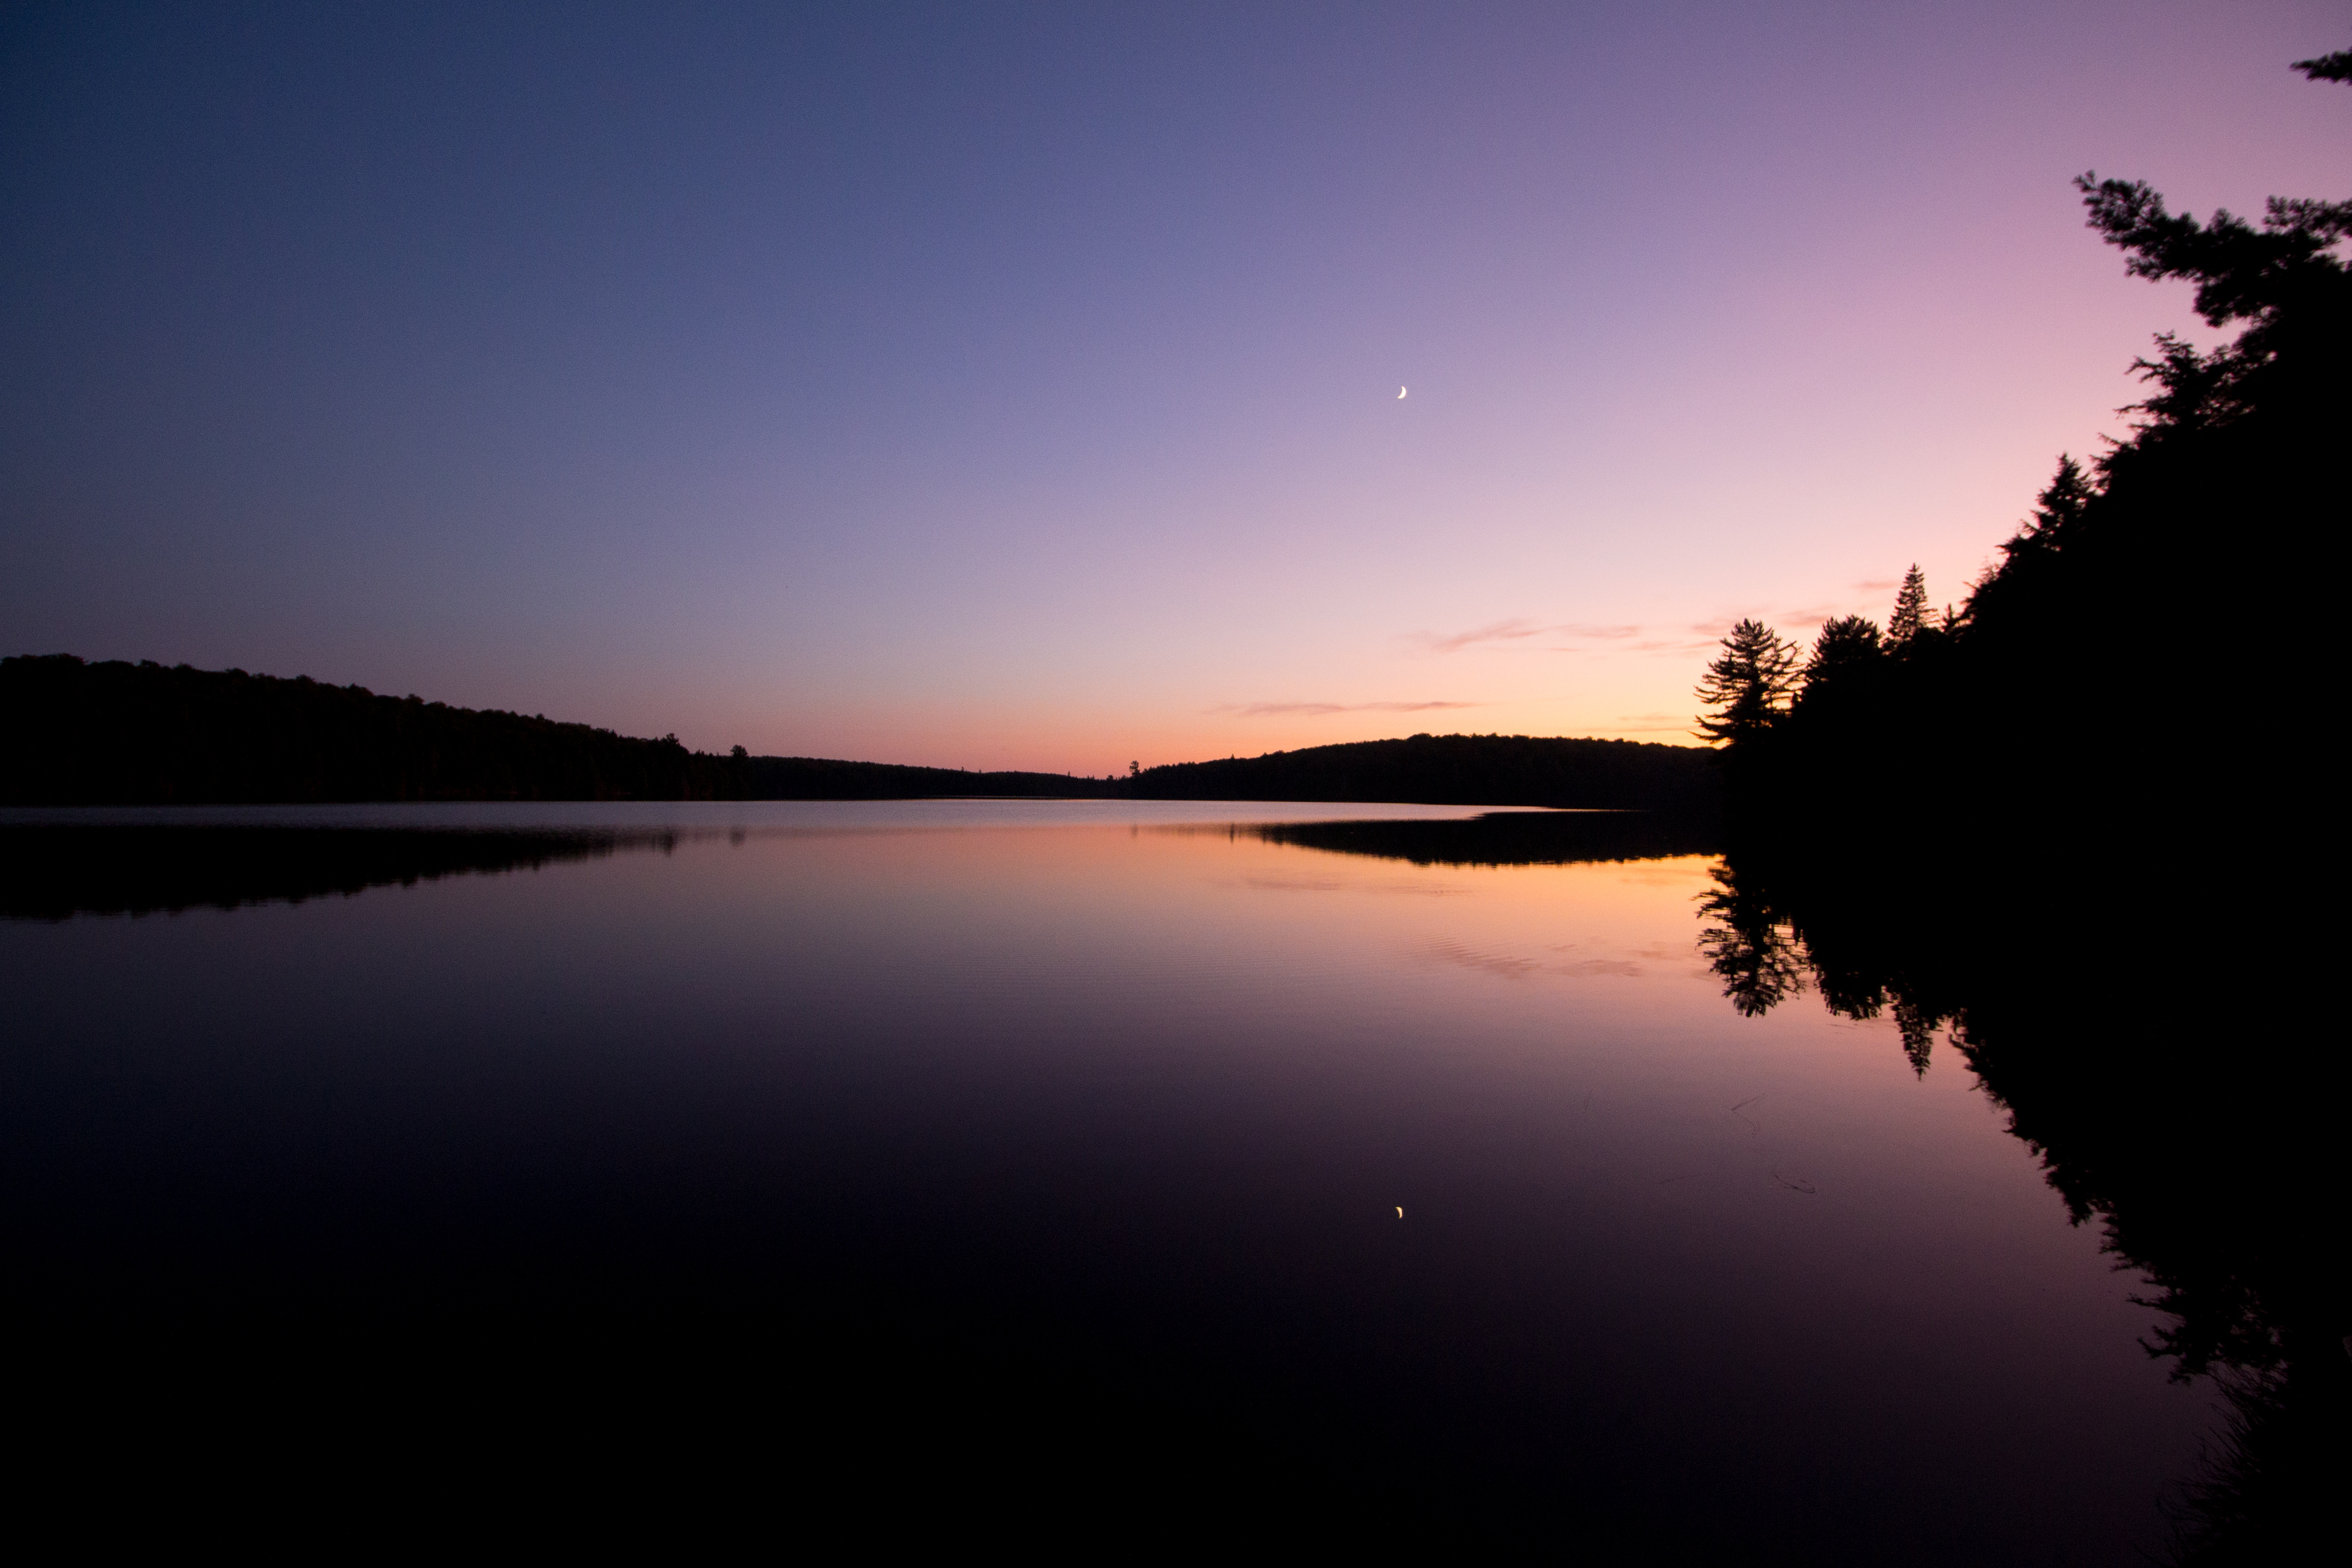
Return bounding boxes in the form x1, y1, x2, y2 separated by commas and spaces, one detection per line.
1132, 734, 1717, 814
734, 754, 1116, 801
0, 654, 1717, 813
0, 656, 1115, 805
1, 655, 729, 804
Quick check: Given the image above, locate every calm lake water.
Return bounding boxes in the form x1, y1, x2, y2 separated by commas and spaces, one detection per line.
1, 802, 2213, 1553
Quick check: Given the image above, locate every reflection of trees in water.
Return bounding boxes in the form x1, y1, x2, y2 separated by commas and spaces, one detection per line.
0, 826, 679, 921
1697, 859, 1948, 1071
1251, 810, 1717, 869
1693, 862, 1805, 1019
1699, 843, 2343, 1562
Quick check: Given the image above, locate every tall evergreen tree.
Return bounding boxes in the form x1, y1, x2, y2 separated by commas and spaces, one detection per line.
1694, 619, 1799, 745
1956, 455, 2101, 637
1886, 567, 1934, 651
2016, 456, 2093, 556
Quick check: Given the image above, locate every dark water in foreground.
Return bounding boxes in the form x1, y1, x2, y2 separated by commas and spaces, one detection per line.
1, 803, 2218, 1553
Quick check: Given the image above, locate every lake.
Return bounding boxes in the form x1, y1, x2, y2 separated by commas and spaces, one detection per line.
0, 801, 2217, 1553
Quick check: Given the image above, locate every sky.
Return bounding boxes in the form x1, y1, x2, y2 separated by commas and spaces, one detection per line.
4, 2, 2347, 772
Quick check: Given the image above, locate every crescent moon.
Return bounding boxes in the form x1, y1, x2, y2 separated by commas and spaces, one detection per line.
1397, 386, 1407, 399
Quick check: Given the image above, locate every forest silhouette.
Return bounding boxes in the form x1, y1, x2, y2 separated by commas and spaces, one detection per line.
0, 653, 1719, 815
1695, 51, 2345, 848
0, 655, 1107, 805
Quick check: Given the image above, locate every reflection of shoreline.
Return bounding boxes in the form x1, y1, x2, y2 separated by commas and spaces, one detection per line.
0, 826, 686, 921
1249, 810, 1719, 867
3, 810, 1719, 921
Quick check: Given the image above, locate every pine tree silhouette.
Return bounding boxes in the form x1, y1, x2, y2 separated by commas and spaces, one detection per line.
1886, 566, 1934, 651
1694, 619, 1799, 745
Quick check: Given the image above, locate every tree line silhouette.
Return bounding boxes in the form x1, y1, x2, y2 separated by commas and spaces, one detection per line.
1128, 733, 1718, 814
1, 654, 1720, 813
2, 655, 733, 804
1696, 52, 2346, 851
0, 655, 1144, 804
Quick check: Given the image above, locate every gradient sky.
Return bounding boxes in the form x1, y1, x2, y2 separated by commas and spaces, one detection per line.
5, 2, 2346, 770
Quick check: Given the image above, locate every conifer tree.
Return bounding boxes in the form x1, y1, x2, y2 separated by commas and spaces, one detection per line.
1886, 567, 1934, 651
1694, 619, 1799, 745
1803, 615, 1882, 683
2019, 456, 2092, 553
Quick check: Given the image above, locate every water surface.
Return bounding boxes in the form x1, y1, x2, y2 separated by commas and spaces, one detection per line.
0, 802, 2210, 1553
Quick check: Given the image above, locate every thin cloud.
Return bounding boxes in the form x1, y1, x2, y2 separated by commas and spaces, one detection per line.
1219, 699, 1484, 717
1614, 712, 1700, 734
1540, 623, 1647, 652
1409, 619, 1545, 653
1417, 620, 1644, 655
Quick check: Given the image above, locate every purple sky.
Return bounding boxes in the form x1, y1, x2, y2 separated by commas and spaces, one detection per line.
5, 2, 2345, 769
